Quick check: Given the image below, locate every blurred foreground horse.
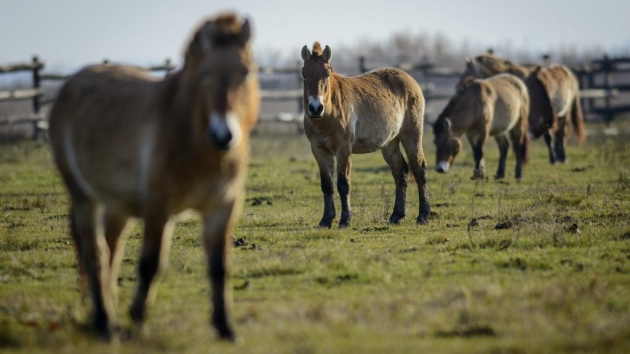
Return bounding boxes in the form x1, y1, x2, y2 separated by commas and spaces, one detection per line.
300, 42, 430, 227
49, 13, 259, 341
457, 54, 585, 164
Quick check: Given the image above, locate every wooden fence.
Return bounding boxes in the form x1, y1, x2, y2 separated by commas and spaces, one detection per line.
359, 55, 624, 123
574, 56, 630, 123
0, 56, 175, 139
1, 54, 628, 140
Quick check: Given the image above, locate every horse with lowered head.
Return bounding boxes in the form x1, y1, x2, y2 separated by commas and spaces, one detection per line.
457, 54, 585, 164
48, 14, 259, 341
301, 42, 430, 227
434, 73, 530, 180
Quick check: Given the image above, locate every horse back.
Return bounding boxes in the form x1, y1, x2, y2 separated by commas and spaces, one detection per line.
480, 74, 529, 135
347, 68, 424, 126
49, 66, 167, 215
532, 65, 578, 117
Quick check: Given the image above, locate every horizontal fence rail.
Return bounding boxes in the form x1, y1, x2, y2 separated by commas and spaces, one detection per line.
2, 54, 630, 140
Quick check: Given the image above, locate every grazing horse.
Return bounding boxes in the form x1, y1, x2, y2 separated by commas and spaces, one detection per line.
48, 14, 259, 341
434, 73, 530, 180
456, 54, 585, 164
300, 42, 430, 227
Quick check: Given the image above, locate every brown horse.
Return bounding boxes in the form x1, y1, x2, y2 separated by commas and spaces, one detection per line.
48, 14, 259, 341
300, 42, 430, 227
434, 73, 530, 180
456, 54, 585, 164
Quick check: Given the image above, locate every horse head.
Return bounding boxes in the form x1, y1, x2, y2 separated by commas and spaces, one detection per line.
300, 42, 333, 118
183, 14, 259, 150
433, 116, 461, 173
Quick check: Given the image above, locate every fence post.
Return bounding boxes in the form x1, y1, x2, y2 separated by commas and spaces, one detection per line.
359, 56, 367, 73
587, 68, 595, 115
31, 55, 43, 140
602, 55, 613, 125
165, 58, 172, 75
296, 61, 304, 134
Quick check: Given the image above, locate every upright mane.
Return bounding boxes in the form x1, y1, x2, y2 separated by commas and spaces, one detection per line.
311, 42, 324, 56
474, 54, 528, 78
184, 14, 251, 67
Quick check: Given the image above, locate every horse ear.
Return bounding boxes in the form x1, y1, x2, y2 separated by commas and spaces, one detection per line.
239, 18, 251, 46
199, 22, 213, 51
301, 45, 312, 62
465, 57, 472, 67
322, 45, 332, 63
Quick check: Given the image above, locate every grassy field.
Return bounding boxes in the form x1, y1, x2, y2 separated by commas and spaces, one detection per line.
1, 123, 630, 353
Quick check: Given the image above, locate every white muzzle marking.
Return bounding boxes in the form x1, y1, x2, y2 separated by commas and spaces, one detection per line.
209, 111, 242, 149
436, 161, 450, 172
307, 95, 325, 116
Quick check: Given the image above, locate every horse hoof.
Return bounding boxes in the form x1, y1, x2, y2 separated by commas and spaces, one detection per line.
315, 223, 332, 229
338, 221, 350, 229
217, 327, 238, 343
388, 214, 404, 224
416, 216, 429, 225
494, 175, 504, 180
129, 303, 145, 325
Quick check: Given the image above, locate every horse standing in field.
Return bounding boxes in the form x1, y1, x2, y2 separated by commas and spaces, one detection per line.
48, 14, 259, 341
456, 54, 585, 164
434, 73, 530, 180
300, 42, 430, 227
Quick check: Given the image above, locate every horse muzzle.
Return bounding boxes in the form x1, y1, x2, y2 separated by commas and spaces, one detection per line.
207, 112, 242, 151
435, 161, 450, 173
307, 104, 324, 118
307, 95, 325, 118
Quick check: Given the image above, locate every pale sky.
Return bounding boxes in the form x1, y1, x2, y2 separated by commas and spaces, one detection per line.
0, 0, 628, 71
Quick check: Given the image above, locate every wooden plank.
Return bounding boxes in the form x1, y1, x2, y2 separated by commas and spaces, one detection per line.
0, 62, 44, 74
259, 66, 300, 74
259, 112, 303, 122
0, 113, 45, 126
0, 88, 43, 102
260, 89, 302, 100
579, 89, 619, 99
40, 73, 69, 81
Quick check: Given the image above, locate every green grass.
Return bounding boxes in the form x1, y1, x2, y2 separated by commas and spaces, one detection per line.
1, 123, 630, 353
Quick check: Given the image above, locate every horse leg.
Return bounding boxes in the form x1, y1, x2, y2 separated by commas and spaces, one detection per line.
466, 131, 487, 179
381, 140, 408, 224
543, 131, 556, 164
202, 203, 238, 341
311, 145, 336, 228
509, 129, 524, 180
494, 135, 509, 179
103, 210, 129, 310
129, 208, 172, 325
71, 195, 117, 339
554, 117, 567, 163
400, 139, 430, 225
336, 145, 352, 228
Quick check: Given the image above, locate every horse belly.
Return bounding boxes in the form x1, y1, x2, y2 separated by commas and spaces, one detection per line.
67, 122, 150, 216
489, 108, 519, 136
350, 109, 402, 153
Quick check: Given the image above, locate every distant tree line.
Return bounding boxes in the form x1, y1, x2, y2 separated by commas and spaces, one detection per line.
256, 30, 628, 73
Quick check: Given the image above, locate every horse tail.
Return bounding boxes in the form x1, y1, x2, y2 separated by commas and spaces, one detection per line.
521, 127, 530, 164
570, 91, 586, 146
520, 87, 531, 165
